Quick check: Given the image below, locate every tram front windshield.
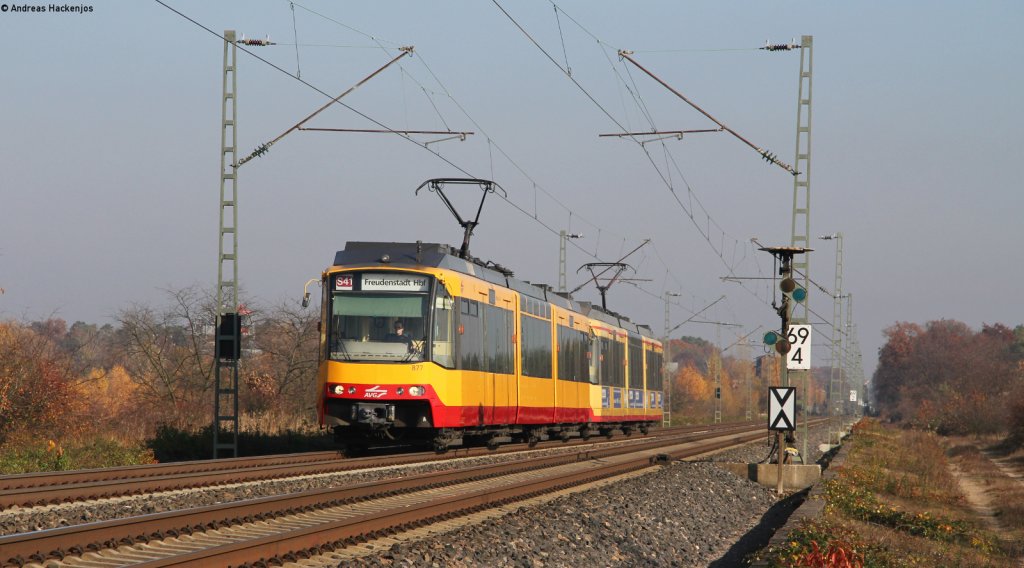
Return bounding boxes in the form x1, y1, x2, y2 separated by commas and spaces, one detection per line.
329, 292, 428, 362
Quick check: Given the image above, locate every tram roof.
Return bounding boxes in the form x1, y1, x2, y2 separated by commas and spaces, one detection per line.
333, 242, 654, 337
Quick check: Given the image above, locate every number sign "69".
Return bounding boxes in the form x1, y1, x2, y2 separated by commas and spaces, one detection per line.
786, 325, 812, 370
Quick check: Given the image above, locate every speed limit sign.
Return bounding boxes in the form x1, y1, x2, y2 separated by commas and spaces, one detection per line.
786, 325, 812, 370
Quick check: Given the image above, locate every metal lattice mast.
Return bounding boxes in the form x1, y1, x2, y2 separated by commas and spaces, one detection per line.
790, 35, 813, 319
734, 332, 753, 421
558, 231, 582, 293
789, 36, 813, 459
712, 326, 722, 424
853, 331, 864, 417
823, 233, 844, 443
559, 231, 568, 293
662, 291, 680, 427
214, 30, 240, 459
845, 293, 864, 419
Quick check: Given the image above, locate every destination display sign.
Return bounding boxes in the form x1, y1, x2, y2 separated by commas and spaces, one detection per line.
362, 273, 431, 292
334, 275, 354, 290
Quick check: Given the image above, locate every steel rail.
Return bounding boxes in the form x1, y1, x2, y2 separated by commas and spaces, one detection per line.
137, 428, 776, 567
0, 451, 344, 492
0, 422, 745, 509
0, 451, 595, 566
0, 421, 827, 566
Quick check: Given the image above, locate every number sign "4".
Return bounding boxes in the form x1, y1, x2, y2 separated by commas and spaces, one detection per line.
786, 324, 812, 370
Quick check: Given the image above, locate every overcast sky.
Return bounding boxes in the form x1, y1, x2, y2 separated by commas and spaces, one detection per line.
2, 1, 1022, 383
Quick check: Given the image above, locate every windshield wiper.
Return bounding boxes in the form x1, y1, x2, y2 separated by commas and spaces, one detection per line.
401, 336, 427, 362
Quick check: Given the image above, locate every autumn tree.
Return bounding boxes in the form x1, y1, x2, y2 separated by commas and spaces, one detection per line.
0, 321, 78, 444
723, 355, 756, 419
62, 321, 119, 379
670, 336, 713, 375
675, 364, 710, 402
872, 319, 1022, 435
75, 365, 147, 440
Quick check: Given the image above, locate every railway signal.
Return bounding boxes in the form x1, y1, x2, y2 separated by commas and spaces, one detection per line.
779, 276, 807, 303
759, 245, 810, 492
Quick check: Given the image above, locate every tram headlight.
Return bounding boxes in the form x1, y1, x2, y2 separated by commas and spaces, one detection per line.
409, 386, 425, 396
348, 386, 357, 394
396, 387, 405, 395
330, 384, 345, 395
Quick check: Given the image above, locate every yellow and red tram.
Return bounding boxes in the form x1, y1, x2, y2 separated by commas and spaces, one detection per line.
316, 242, 664, 451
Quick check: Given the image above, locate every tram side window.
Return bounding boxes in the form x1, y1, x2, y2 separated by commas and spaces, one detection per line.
458, 298, 484, 371
599, 337, 625, 388
432, 287, 455, 368
628, 337, 644, 389
484, 304, 514, 374
557, 325, 589, 382
646, 349, 663, 391
589, 335, 600, 385
599, 337, 612, 386
521, 315, 552, 378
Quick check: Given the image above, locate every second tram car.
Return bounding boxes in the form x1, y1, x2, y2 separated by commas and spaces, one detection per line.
315, 241, 664, 451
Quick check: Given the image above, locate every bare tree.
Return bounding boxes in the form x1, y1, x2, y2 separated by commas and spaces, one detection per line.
114, 286, 216, 430
244, 300, 320, 427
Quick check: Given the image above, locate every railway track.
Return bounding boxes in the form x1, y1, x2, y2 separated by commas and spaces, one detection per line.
0, 421, 808, 567
0, 422, 749, 510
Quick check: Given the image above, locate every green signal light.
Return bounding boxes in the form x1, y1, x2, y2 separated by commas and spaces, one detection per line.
792, 287, 807, 303
763, 331, 779, 345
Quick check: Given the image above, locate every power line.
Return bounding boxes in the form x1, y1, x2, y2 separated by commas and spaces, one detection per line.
503, 1, 774, 306
617, 50, 798, 176
155, 1, 744, 330
285, 1, 675, 286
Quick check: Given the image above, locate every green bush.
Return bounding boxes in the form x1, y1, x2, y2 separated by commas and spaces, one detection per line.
0, 436, 154, 474
147, 424, 336, 463
147, 424, 214, 463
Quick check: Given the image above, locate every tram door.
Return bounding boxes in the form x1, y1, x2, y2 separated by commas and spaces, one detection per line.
500, 297, 517, 423
484, 372, 495, 425
477, 292, 517, 425
554, 312, 579, 422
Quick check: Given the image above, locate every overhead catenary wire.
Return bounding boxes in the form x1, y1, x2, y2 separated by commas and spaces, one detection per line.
525, 3, 774, 303
319, 7, 772, 317
289, 1, 301, 78
570, 240, 650, 296
284, 3, 669, 289
151, 2, 531, 236
236, 47, 414, 168
595, 41, 751, 268
617, 50, 798, 176
500, 5, 787, 318
402, 50, 682, 287
156, 1, 741, 325
553, 4, 572, 76
270, 43, 384, 49
288, 0, 403, 47
538, 2, 789, 295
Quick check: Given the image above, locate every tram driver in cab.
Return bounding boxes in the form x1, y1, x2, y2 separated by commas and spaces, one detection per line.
386, 320, 414, 349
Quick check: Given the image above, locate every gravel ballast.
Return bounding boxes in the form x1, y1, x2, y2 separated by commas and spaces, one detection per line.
1, 423, 836, 567
341, 424, 834, 567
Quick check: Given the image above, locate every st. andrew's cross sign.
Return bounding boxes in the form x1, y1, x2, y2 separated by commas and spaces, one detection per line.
768, 386, 796, 431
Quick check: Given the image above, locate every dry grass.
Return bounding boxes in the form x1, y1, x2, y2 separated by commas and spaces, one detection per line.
755, 419, 1021, 567
945, 436, 1024, 556
844, 516, 1004, 567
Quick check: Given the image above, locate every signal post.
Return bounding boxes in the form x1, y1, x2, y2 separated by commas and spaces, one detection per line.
760, 246, 809, 493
